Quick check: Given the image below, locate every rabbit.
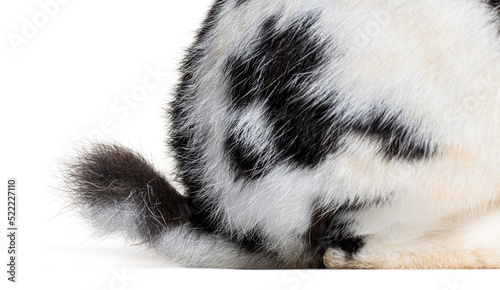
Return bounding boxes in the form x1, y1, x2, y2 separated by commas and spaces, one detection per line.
66, 0, 500, 269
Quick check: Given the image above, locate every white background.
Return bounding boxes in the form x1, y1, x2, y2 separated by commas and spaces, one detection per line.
1, 0, 499, 289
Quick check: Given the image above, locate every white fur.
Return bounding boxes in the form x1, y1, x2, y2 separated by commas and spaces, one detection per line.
155, 226, 277, 268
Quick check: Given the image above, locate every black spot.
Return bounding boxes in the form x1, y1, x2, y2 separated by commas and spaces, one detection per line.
306, 199, 381, 264
488, 0, 500, 9
271, 98, 344, 167
488, 0, 500, 23
226, 14, 326, 109
353, 108, 434, 160
235, 0, 249, 7
224, 128, 269, 180
225, 13, 344, 178
238, 228, 268, 253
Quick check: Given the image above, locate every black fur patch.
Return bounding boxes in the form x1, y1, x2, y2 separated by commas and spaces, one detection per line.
224, 128, 269, 180
235, 0, 249, 7
238, 228, 267, 253
225, 13, 342, 178
488, 0, 500, 21
353, 108, 435, 160
488, 0, 500, 8
186, 195, 221, 237
307, 200, 374, 265
225, 14, 326, 109
66, 144, 190, 241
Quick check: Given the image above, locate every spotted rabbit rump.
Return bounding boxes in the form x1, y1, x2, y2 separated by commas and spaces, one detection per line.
66, 0, 500, 269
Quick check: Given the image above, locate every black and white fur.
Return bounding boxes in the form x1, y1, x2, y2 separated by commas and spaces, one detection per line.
66, 0, 500, 269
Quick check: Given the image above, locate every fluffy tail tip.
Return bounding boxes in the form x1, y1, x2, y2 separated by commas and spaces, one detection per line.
64, 143, 190, 243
